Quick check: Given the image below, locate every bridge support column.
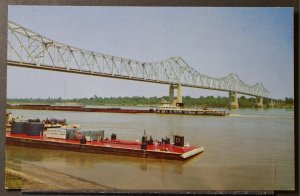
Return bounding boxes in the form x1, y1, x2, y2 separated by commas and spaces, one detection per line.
256, 97, 264, 108
267, 99, 274, 108
229, 91, 239, 109
169, 85, 174, 102
176, 84, 182, 105
168, 84, 183, 107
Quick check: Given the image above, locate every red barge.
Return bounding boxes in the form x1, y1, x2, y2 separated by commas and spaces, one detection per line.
6, 132, 204, 161
5, 114, 204, 160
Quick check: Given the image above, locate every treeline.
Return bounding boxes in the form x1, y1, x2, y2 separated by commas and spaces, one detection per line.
7, 96, 294, 108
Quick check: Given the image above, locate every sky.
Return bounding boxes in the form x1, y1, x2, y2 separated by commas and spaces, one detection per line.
7, 6, 293, 99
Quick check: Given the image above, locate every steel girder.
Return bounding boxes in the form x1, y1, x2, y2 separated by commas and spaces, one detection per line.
7, 21, 271, 99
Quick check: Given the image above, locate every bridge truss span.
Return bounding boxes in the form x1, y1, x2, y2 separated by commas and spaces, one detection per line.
7, 21, 271, 99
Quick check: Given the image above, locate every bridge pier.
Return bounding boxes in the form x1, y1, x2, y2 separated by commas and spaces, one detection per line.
229, 91, 239, 109
256, 97, 264, 108
267, 99, 274, 108
176, 84, 183, 105
168, 84, 183, 107
169, 85, 174, 102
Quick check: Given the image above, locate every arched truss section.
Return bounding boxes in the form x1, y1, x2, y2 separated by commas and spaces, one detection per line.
7, 21, 271, 99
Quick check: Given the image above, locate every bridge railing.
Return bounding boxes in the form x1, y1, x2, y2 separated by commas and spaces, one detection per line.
7, 21, 271, 99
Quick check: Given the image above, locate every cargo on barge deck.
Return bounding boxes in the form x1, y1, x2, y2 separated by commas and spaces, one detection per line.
6, 132, 204, 161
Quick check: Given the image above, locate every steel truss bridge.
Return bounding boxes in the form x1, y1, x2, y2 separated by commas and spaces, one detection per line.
7, 21, 271, 99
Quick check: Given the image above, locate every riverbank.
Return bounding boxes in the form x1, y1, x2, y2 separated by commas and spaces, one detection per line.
5, 169, 52, 189
5, 159, 113, 190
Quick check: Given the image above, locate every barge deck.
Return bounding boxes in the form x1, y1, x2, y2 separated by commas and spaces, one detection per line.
6, 132, 204, 161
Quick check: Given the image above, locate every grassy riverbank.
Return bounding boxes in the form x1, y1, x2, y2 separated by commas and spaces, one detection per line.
5, 169, 53, 189
5, 159, 113, 190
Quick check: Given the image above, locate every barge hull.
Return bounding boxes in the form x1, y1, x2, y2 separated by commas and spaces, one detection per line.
6, 135, 203, 161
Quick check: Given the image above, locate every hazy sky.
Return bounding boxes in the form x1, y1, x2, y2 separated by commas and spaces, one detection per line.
7, 6, 293, 99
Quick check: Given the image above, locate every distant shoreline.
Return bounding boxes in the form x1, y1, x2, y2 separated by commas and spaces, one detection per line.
7, 96, 294, 109
7, 102, 294, 109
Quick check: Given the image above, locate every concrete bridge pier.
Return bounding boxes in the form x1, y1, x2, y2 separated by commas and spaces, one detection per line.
267, 99, 274, 108
256, 97, 264, 108
168, 84, 183, 107
176, 84, 183, 105
169, 85, 174, 102
229, 91, 239, 109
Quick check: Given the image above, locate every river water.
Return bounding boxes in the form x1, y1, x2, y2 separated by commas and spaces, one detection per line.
6, 108, 294, 190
